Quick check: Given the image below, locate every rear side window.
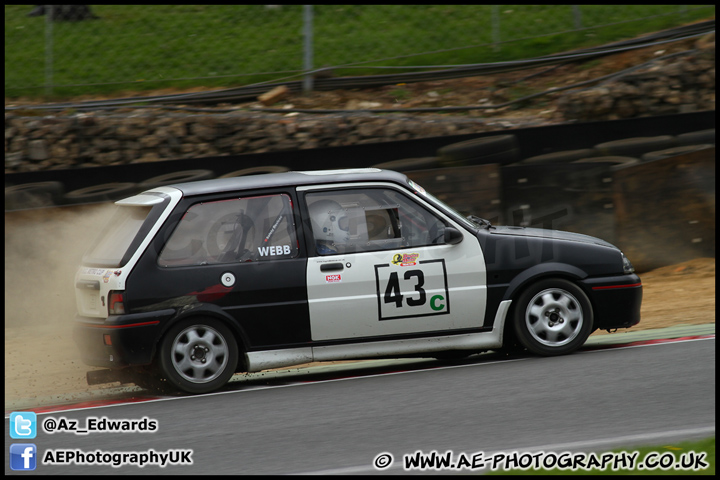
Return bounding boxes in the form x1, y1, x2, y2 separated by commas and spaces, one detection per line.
158, 194, 298, 267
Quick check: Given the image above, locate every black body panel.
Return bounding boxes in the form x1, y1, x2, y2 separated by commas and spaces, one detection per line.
476, 226, 641, 330
581, 275, 643, 330
125, 188, 312, 350
73, 310, 173, 368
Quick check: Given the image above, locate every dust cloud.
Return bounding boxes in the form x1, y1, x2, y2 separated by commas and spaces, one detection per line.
5, 203, 116, 327
4, 203, 117, 402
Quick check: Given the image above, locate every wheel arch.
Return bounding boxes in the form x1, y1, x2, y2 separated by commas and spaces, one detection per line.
502, 262, 588, 303
500, 263, 591, 342
156, 303, 251, 371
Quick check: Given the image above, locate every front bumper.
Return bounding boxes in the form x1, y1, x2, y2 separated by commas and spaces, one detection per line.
74, 309, 175, 368
581, 274, 642, 330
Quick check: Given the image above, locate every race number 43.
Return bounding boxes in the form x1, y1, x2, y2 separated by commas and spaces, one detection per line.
375, 259, 449, 320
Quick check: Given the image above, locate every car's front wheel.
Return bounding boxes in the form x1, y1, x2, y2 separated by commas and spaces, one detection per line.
158, 318, 239, 394
512, 279, 593, 356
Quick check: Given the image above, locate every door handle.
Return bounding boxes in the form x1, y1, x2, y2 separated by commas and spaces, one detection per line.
320, 263, 344, 272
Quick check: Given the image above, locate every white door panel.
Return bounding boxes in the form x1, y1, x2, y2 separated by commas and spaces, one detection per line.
307, 241, 486, 341
303, 183, 487, 342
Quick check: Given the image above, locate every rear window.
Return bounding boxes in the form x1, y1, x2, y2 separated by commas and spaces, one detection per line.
82, 205, 154, 268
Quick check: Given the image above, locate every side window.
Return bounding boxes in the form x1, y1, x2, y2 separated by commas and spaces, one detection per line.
306, 188, 446, 255
158, 194, 298, 266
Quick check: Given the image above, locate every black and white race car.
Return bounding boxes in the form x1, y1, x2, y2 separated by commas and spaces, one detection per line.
74, 168, 642, 393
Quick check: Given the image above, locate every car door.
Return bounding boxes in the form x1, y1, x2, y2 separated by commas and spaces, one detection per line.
300, 183, 487, 342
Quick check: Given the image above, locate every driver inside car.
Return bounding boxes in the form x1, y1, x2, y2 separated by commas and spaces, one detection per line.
308, 199, 350, 255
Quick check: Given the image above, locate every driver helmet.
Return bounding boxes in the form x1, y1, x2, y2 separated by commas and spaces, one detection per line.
308, 199, 350, 253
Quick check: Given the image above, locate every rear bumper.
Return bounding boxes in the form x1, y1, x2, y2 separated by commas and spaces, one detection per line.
581, 274, 642, 330
74, 309, 175, 368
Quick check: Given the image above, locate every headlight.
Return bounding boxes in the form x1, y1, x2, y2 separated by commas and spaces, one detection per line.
621, 253, 635, 274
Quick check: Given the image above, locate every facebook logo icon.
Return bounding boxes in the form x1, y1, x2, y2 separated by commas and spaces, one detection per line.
10, 444, 37, 471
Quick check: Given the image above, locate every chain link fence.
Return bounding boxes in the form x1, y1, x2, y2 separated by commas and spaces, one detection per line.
4, 5, 715, 99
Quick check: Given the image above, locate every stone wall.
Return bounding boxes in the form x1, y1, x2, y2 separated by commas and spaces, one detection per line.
5, 112, 509, 173
4, 38, 714, 174
557, 36, 715, 121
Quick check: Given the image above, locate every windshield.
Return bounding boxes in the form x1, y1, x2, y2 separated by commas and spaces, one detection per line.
82, 204, 154, 267
407, 179, 478, 230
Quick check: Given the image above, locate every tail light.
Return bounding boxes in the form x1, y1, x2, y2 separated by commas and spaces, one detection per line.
108, 291, 125, 315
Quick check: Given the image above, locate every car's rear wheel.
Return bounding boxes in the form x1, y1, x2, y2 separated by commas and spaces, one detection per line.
512, 279, 593, 356
158, 318, 238, 394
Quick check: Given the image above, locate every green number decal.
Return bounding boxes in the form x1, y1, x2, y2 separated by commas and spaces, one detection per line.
430, 295, 445, 311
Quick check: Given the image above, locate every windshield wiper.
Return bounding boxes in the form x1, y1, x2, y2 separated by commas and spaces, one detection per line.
467, 214, 492, 229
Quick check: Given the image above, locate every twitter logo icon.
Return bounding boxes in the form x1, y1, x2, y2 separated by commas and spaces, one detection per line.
10, 412, 37, 439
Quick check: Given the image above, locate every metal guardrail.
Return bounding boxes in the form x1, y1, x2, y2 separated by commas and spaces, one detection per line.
5, 19, 714, 111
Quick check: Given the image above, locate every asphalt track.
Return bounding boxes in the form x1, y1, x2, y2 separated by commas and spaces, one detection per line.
4, 324, 715, 475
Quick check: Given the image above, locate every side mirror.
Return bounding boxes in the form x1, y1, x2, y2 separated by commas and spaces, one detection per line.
443, 227, 464, 245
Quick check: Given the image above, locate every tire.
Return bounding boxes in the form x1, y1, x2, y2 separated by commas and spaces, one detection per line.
573, 156, 639, 170
593, 135, 675, 158
512, 278, 593, 356
218, 165, 289, 178
64, 182, 138, 204
5, 181, 65, 209
139, 169, 215, 190
438, 135, 519, 166
641, 144, 714, 162
676, 129, 714, 147
157, 317, 239, 394
520, 148, 597, 164
441, 148, 520, 167
372, 157, 442, 172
